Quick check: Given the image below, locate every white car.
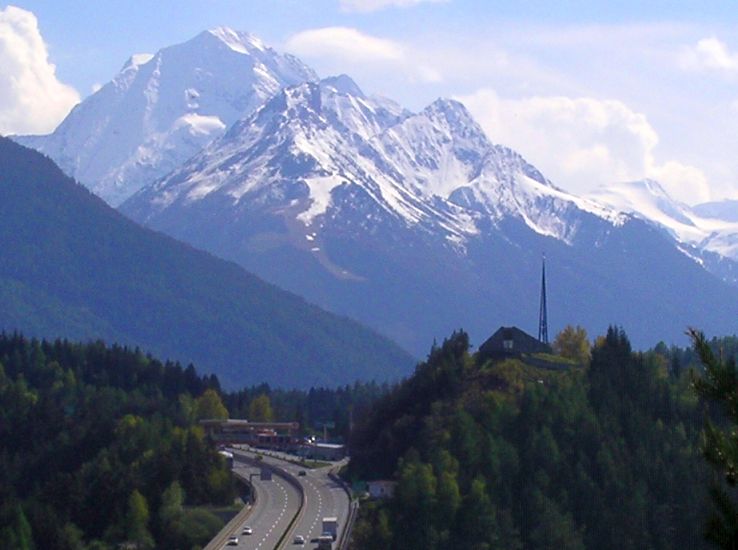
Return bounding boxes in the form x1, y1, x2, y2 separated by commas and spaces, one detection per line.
242, 526, 253, 535
226, 535, 239, 545
293, 534, 305, 544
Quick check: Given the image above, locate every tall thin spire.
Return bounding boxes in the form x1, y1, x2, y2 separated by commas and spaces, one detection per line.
538, 254, 549, 344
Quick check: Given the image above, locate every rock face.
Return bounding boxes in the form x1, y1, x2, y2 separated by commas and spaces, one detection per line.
14, 27, 317, 206
122, 77, 738, 354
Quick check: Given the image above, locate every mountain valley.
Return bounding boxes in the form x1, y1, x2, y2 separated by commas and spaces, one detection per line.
13, 27, 738, 356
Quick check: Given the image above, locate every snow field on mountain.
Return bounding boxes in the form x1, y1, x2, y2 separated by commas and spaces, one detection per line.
17, 26, 738, 274
589, 180, 738, 260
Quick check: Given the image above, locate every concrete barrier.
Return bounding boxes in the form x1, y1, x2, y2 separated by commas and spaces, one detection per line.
230, 449, 307, 550
328, 466, 358, 550
203, 472, 255, 550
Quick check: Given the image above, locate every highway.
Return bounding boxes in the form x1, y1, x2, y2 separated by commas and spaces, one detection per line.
226, 455, 302, 550
288, 465, 348, 546
230, 448, 351, 549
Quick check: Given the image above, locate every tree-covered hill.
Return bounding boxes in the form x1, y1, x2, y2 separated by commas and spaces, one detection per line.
349, 328, 709, 550
0, 137, 413, 388
0, 333, 235, 549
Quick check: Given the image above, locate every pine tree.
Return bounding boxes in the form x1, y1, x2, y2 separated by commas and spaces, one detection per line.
690, 328, 738, 548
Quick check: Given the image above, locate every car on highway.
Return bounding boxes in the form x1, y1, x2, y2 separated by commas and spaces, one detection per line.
226, 535, 239, 545
242, 526, 253, 535
298, 470, 306, 476
293, 534, 305, 544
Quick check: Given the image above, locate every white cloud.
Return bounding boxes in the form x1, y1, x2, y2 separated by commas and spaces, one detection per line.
0, 5, 78, 135
287, 27, 403, 63
649, 161, 709, 202
679, 37, 738, 73
457, 89, 710, 204
286, 26, 441, 83
339, 0, 448, 13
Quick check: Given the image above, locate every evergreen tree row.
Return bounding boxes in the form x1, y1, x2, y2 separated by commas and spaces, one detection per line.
0, 333, 235, 550
223, 381, 392, 441
349, 327, 709, 550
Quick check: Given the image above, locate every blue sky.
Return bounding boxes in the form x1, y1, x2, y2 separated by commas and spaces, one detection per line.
3, 0, 738, 204
15, 0, 738, 95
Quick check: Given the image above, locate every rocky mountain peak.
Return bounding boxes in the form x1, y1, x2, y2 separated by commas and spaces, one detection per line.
13, 29, 317, 206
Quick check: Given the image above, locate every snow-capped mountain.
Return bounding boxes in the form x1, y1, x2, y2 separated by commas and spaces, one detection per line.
14, 27, 317, 205
588, 180, 738, 273
125, 77, 618, 250
122, 74, 738, 354
15, 27, 738, 354
129, 78, 427, 226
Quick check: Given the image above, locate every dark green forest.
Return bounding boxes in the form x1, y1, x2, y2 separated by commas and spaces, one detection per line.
0, 334, 236, 550
349, 328, 713, 550
0, 328, 395, 550
223, 381, 391, 441
4, 325, 738, 550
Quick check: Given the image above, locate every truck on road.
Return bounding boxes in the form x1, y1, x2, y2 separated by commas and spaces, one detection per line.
317, 535, 333, 550
322, 517, 338, 541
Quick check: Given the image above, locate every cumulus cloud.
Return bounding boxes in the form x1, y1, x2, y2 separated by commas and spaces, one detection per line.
286, 26, 441, 83
458, 89, 710, 204
649, 161, 709, 201
339, 0, 447, 13
287, 27, 403, 63
0, 5, 78, 135
679, 37, 738, 73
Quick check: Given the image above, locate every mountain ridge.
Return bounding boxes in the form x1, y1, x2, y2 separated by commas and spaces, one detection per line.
120, 73, 738, 354
0, 136, 414, 387
13, 28, 738, 355
14, 27, 317, 206
588, 179, 738, 282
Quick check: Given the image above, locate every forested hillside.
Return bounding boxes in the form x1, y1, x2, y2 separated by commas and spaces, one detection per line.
0, 334, 236, 550
0, 137, 414, 388
349, 328, 709, 549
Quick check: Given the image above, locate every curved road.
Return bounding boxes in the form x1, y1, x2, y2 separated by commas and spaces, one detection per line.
288, 466, 348, 546
226, 448, 351, 549
233, 449, 350, 548
229, 456, 302, 550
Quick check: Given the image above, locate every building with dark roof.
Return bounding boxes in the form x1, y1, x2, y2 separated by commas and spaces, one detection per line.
477, 326, 552, 363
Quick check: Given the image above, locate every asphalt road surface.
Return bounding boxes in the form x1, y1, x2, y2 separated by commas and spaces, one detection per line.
231, 448, 350, 548
288, 466, 348, 546
228, 457, 302, 550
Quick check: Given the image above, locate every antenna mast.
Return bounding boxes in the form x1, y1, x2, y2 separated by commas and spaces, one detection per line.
538, 254, 549, 344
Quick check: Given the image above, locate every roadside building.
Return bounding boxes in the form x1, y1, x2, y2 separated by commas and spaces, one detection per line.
367, 480, 397, 499
298, 442, 346, 461
200, 419, 300, 451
